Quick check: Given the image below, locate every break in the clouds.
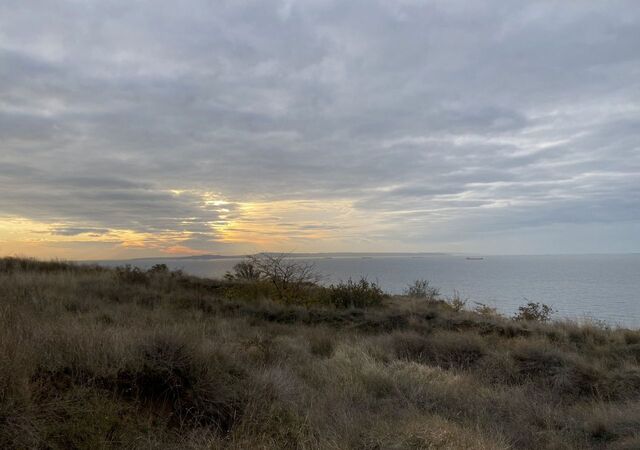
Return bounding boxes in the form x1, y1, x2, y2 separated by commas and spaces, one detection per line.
1, 0, 639, 258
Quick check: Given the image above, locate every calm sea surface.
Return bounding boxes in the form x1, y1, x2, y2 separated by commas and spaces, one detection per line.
101, 254, 640, 328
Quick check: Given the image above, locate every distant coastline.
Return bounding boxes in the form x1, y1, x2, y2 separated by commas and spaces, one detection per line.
124, 251, 451, 262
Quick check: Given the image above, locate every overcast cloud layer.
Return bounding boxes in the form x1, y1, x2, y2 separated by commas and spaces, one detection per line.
1, 0, 639, 257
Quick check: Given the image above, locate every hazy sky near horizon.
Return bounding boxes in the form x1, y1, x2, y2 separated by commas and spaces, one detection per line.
1, 0, 639, 259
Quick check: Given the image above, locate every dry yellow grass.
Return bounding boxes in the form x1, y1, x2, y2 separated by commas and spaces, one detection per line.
1, 257, 639, 449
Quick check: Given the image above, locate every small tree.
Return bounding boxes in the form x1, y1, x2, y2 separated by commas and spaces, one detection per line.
404, 279, 440, 301
513, 301, 555, 322
225, 260, 260, 281
247, 253, 321, 300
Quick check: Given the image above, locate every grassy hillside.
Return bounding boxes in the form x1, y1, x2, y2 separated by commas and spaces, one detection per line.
1, 257, 640, 449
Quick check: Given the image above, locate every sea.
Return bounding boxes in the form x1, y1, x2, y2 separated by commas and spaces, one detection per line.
99, 254, 640, 328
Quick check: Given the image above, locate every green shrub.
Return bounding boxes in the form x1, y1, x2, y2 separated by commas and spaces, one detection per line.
513, 302, 555, 322
403, 279, 440, 301
225, 261, 261, 281
327, 278, 386, 308
148, 263, 169, 274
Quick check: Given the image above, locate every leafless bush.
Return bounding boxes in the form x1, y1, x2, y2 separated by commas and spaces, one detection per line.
247, 253, 321, 300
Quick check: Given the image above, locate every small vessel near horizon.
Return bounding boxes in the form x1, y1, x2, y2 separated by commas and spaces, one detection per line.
466, 257, 484, 260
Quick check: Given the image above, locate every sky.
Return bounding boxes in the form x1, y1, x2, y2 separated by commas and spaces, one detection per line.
1, 0, 639, 259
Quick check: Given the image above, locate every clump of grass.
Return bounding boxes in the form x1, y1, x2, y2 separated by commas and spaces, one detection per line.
392, 331, 487, 370
474, 301, 501, 317
123, 333, 245, 430
307, 329, 335, 358
447, 289, 468, 312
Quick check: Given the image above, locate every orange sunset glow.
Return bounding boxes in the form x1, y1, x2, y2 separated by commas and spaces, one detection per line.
0, 194, 400, 259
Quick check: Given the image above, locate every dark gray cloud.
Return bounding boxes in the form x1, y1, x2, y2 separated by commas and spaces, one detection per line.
0, 0, 639, 255
51, 227, 110, 236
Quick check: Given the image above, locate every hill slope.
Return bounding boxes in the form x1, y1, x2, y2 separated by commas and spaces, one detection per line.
1, 258, 639, 449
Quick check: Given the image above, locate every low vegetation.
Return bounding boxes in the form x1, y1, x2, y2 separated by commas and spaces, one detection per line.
403, 279, 440, 301
1, 256, 640, 449
513, 301, 556, 323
